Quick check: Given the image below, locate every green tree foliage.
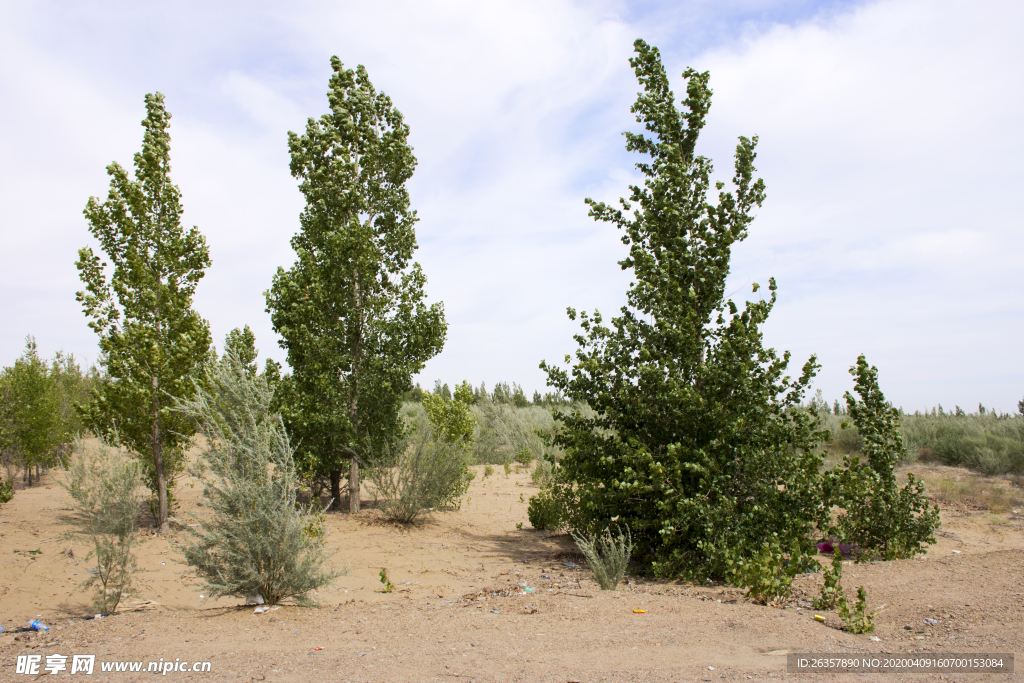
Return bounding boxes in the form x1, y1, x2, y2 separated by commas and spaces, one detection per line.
827, 356, 940, 559
266, 57, 446, 512
63, 437, 145, 614
422, 381, 476, 448
76, 93, 212, 532
223, 325, 259, 376
538, 40, 827, 581
0, 337, 74, 485
176, 350, 338, 605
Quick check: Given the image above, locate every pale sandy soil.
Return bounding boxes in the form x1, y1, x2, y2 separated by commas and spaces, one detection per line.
1, 457, 1022, 682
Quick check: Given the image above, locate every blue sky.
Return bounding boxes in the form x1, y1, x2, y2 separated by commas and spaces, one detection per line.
1, 0, 1021, 412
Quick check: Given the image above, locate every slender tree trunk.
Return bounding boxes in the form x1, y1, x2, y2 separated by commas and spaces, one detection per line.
152, 376, 169, 533
330, 468, 342, 510
349, 276, 362, 513
348, 457, 360, 512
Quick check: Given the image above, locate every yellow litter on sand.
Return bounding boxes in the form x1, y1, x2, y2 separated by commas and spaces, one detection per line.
634, 609, 646, 614
813, 615, 825, 622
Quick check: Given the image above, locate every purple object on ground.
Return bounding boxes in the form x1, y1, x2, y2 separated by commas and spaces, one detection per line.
817, 538, 856, 556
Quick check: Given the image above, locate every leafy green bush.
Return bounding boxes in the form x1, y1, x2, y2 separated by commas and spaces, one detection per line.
0, 479, 12, 505
724, 542, 805, 605
176, 350, 339, 605
813, 549, 845, 610
527, 488, 566, 530
838, 586, 875, 634
570, 526, 633, 590
827, 356, 940, 560
422, 381, 476, 448
514, 447, 534, 466
62, 437, 145, 613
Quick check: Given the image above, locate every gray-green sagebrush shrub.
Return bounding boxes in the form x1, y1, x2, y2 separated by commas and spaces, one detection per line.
571, 526, 633, 590
63, 437, 145, 613
176, 350, 338, 605
538, 39, 830, 582
367, 425, 473, 524
826, 356, 940, 560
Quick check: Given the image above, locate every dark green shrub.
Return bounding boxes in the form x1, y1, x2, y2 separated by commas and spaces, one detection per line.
827, 356, 940, 560
0, 479, 12, 504
527, 488, 568, 531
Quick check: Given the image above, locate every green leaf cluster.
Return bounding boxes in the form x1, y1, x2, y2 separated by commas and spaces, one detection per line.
813, 548, 845, 610
838, 586, 875, 634
421, 381, 476, 449
725, 542, 807, 605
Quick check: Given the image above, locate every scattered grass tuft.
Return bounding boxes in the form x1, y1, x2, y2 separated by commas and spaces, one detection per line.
570, 525, 633, 591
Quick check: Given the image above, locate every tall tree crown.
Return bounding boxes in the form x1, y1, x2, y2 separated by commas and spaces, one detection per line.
76, 92, 211, 527
267, 58, 446, 505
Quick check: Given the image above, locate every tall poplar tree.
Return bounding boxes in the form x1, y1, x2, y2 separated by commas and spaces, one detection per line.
267, 57, 446, 512
540, 40, 827, 579
77, 93, 212, 532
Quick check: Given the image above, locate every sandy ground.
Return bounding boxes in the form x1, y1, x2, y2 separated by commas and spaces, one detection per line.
1, 458, 1022, 682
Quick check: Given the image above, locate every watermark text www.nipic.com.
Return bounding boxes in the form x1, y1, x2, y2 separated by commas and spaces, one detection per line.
787, 653, 1014, 674
15, 654, 213, 675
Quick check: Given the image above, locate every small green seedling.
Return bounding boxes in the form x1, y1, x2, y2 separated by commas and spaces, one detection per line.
838, 586, 875, 633
379, 568, 395, 593
814, 549, 845, 610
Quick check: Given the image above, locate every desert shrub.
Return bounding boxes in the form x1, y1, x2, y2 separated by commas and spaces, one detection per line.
527, 488, 564, 530
570, 525, 633, 590
531, 458, 554, 486
176, 350, 338, 605
473, 402, 559, 464
724, 541, 806, 605
483, 464, 494, 478
813, 548, 845, 610
0, 479, 12, 504
826, 356, 940, 560
838, 586, 875, 634
514, 447, 533, 466
903, 413, 1024, 475
62, 437, 145, 613
368, 425, 473, 523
